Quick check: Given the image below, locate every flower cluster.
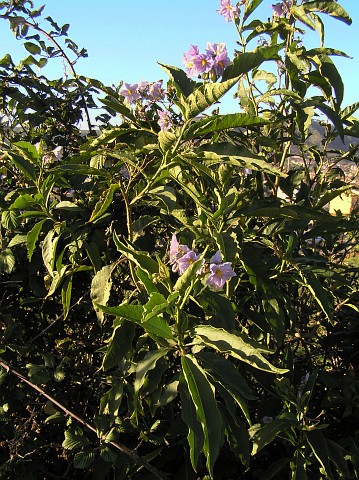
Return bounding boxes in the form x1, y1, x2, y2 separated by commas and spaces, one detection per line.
217, 0, 241, 22
119, 80, 165, 106
39, 145, 63, 165
169, 234, 236, 291
271, 1, 292, 17
182, 42, 231, 79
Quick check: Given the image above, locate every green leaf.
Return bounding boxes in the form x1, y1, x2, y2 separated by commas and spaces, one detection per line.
183, 76, 240, 120
24, 42, 41, 55
102, 320, 135, 371
61, 274, 73, 320
316, 185, 352, 209
1, 210, 19, 230
0, 249, 15, 274
298, 269, 332, 322
142, 316, 173, 340
244, 0, 264, 22
184, 113, 267, 139
89, 183, 119, 223
74, 449, 96, 469
303, 1, 352, 25
91, 264, 115, 324
197, 352, 256, 402
291, 450, 308, 480
259, 457, 290, 480
173, 256, 204, 296
113, 232, 158, 275
134, 349, 170, 407
181, 355, 223, 477
291, 5, 317, 29
179, 374, 204, 471
197, 144, 286, 177
96, 303, 144, 322
26, 219, 47, 261
7, 153, 36, 182
99, 97, 137, 122
158, 130, 177, 153
222, 44, 283, 81
62, 427, 90, 451
194, 325, 288, 374
159, 62, 197, 98
305, 429, 333, 479
317, 55, 344, 105
252, 417, 296, 455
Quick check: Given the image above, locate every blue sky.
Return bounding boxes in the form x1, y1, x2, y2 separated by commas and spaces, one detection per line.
2, 0, 358, 114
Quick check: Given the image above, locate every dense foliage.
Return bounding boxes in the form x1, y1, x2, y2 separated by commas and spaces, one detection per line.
0, 1, 358, 479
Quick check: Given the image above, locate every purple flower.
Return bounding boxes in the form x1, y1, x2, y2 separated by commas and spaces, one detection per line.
119, 83, 140, 105
206, 262, 236, 290
158, 110, 174, 131
169, 234, 191, 273
217, 0, 240, 22
210, 250, 223, 264
177, 251, 201, 275
138, 80, 164, 102
205, 43, 232, 77
271, 2, 291, 17
193, 53, 214, 75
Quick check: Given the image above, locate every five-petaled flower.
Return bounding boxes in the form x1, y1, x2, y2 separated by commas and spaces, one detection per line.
271, 1, 292, 17
119, 82, 141, 105
158, 110, 174, 131
169, 234, 191, 272
182, 42, 231, 79
177, 251, 202, 275
206, 262, 236, 290
217, 0, 241, 22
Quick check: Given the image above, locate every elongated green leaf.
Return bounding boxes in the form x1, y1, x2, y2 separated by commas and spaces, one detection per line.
42, 230, 60, 277
259, 457, 291, 480
61, 274, 73, 320
26, 219, 47, 261
298, 269, 332, 322
14, 141, 40, 164
222, 44, 283, 81
183, 76, 240, 120
91, 263, 115, 324
158, 130, 177, 153
197, 144, 286, 177
197, 352, 256, 402
159, 62, 197, 98
194, 325, 288, 374
1, 210, 19, 230
252, 417, 296, 455
173, 256, 204, 296
179, 375, 204, 471
102, 320, 135, 371
303, 1, 352, 25
184, 113, 267, 139
197, 352, 255, 424
316, 185, 352, 209
317, 55, 344, 105
95, 303, 144, 322
291, 5, 316, 29
305, 429, 333, 479
113, 232, 158, 275
89, 183, 119, 222
181, 355, 223, 477
99, 97, 137, 122
244, 0, 264, 21
134, 349, 169, 410
291, 450, 308, 480
142, 316, 173, 340
6, 153, 36, 182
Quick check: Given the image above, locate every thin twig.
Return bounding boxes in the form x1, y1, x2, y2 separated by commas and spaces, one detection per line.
0, 357, 169, 480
